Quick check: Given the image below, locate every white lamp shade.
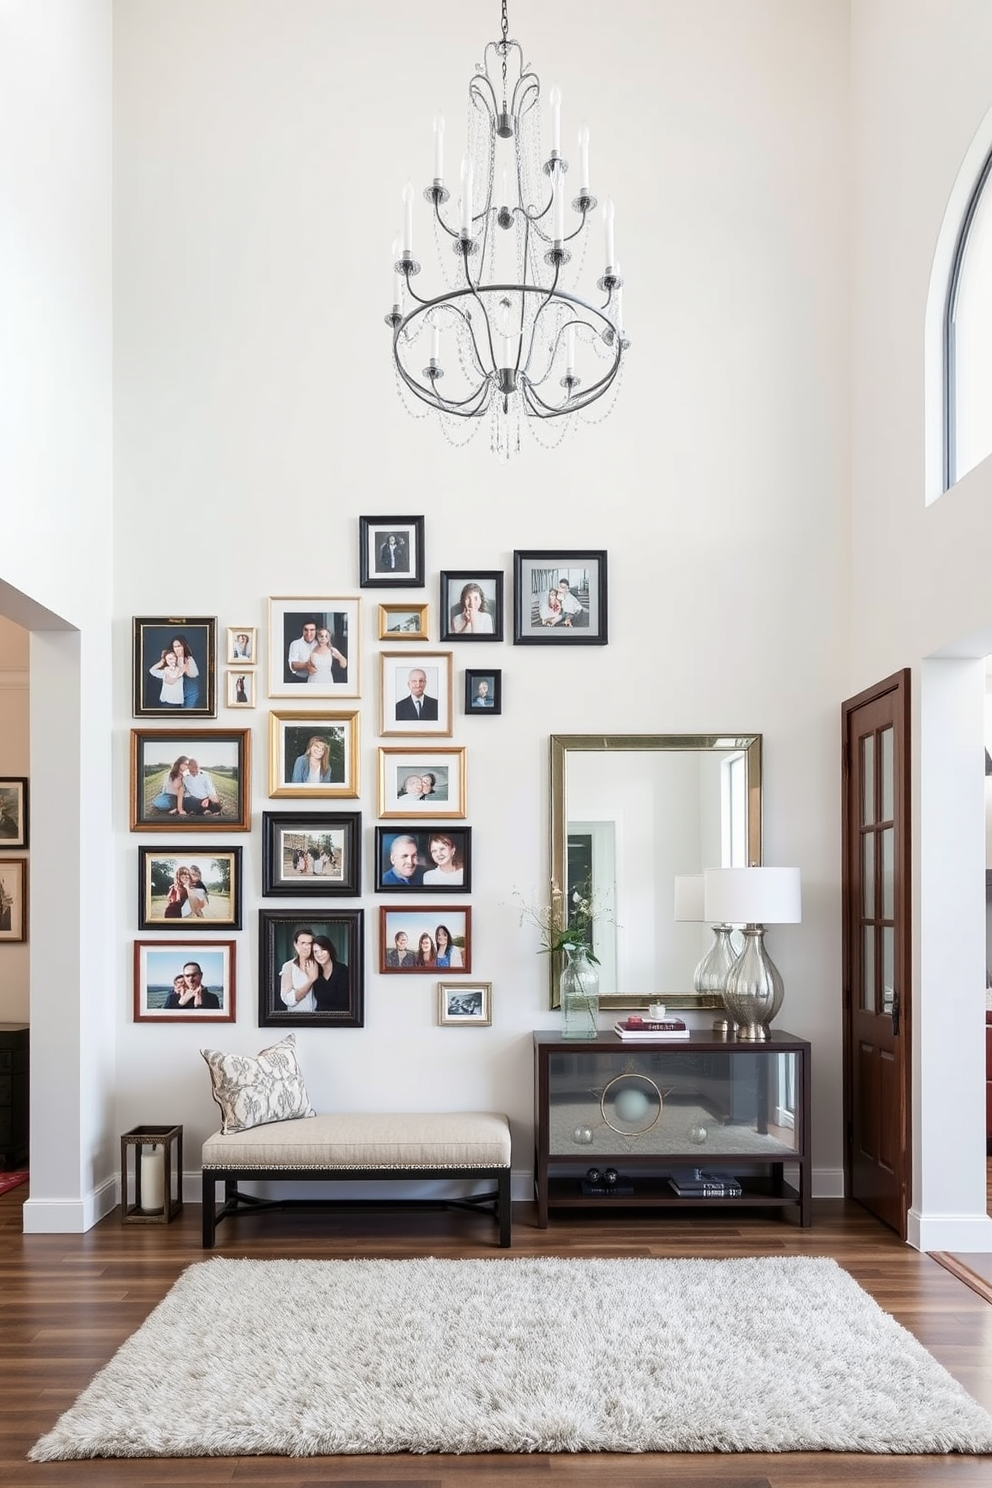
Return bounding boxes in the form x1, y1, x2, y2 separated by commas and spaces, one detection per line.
703, 866, 802, 925
673, 873, 704, 921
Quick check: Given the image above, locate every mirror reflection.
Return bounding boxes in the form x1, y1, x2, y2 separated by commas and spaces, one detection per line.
549, 734, 762, 1009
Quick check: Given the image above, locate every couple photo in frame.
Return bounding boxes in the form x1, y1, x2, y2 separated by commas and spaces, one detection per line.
267, 597, 361, 700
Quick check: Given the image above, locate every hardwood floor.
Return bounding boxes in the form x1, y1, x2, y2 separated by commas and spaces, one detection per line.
3, 1182, 992, 1486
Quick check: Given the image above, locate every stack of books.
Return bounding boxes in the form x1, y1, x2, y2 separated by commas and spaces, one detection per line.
613, 1015, 690, 1040
667, 1167, 743, 1197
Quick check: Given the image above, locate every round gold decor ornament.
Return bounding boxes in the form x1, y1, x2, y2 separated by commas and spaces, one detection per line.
600, 1072, 663, 1138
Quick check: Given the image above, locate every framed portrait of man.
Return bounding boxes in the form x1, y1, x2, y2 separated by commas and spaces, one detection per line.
465, 669, 501, 715
267, 596, 361, 699
379, 651, 452, 737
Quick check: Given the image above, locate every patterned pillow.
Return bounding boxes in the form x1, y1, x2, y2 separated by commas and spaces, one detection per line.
200, 1033, 315, 1134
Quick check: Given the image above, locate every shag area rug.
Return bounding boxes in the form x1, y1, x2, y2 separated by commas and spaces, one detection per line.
29, 1255, 992, 1460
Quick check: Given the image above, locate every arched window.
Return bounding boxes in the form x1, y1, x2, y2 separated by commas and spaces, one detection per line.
946, 150, 992, 488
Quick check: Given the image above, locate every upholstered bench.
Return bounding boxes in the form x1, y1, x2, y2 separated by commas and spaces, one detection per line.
200, 1110, 513, 1248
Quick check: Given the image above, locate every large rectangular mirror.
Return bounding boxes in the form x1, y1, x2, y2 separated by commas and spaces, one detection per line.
549, 734, 762, 1010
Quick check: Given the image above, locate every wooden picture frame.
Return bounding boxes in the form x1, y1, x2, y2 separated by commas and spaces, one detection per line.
226, 670, 255, 708
379, 651, 453, 737
137, 847, 242, 931
0, 777, 28, 848
378, 603, 429, 641
0, 859, 27, 942
258, 909, 364, 1027
132, 940, 236, 1022
359, 515, 425, 588
132, 617, 216, 717
512, 550, 609, 645
129, 729, 251, 832
374, 826, 472, 893
379, 906, 471, 973
267, 596, 361, 699
268, 711, 360, 799
438, 981, 492, 1026
226, 627, 257, 665
261, 811, 362, 896
464, 669, 501, 715
439, 571, 504, 642
377, 746, 466, 819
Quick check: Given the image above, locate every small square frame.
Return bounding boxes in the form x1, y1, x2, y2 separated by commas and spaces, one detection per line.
438, 981, 492, 1026
377, 746, 466, 819
0, 777, 28, 847
439, 571, 504, 642
512, 550, 608, 645
379, 906, 471, 973
129, 729, 251, 832
360, 515, 425, 588
258, 908, 364, 1027
133, 617, 216, 717
262, 810, 362, 896
374, 826, 472, 893
226, 670, 255, 708
378, 603, 429, 641
268, 597, 361, 699
132, 940, 236, 1022
137, 847, 243, 931
268, 710, 360, 798
0, 859, 27, 942
465, 669, 501, 714
226, 627, 257, 665
379, 651, 453, 737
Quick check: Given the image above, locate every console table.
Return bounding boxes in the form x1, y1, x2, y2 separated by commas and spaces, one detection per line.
533, 1028, 811, 1227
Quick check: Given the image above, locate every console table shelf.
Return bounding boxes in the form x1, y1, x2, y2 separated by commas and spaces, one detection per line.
533, 1028, 811, 1228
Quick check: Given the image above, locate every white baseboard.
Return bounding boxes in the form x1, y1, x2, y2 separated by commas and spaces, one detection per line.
908, 1207, 992, 1253
22, 1175, 116, 1234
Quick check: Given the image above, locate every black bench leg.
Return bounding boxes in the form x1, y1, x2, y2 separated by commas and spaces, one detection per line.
498, 1169, 512, 1247
201, 1172, 216, 1248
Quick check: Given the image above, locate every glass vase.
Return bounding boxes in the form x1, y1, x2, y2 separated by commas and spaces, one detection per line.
560, 944, 600, 1040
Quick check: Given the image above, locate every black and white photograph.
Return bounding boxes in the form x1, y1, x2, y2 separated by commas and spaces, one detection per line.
258, 909, 364, 1027
377, 746, 466, 819
0, 859, 26, 942
438, 981, 492, 1026
0, 778, 28, 847
379, 651, 453, 737
261, 811, 362, 896
359, 515, 425, 588
512, 550, 608, 645
132, 617, 216, 717
439, 571, 504, 642
267, 596, 361, 699
268, 711, 360, 799
465, 669, 501, 714
374, 826, 472, 893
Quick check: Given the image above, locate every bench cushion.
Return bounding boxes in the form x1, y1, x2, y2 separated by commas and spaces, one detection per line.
201, 1111, 511, 1169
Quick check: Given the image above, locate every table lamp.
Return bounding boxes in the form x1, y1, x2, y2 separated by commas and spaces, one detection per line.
702, 866, 802, 1040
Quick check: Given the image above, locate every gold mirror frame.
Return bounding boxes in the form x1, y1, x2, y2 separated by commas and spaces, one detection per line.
549, 733, 762, 1010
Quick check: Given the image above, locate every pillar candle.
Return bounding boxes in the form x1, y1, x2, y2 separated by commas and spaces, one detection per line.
140, 1143, 165, 1213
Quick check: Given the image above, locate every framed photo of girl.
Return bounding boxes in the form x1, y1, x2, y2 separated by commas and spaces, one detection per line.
138, 848, 243, 931
129, 729, 251, 832
439, 571, 503, 642
377, 746, 466, 819
258, 909, 364, 1028
374, 826, 472, 893
512, 551, 608, 645
132, 617, 216, 718
0, 777, 28, 847
379, 907, 471, 974
268, 596, 360, 699
133, 940, 236, 1023
226, 627, 257, 665
226, 670, 255, 708
379, 651, 453, 737
0, 860, 27, 942
359, 515, 425, 588
268, 711, 360, 799
261, 810, 362, 896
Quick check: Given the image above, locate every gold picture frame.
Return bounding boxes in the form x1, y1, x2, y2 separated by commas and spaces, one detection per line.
377, 746, 466, 819
268, 710, 360, 799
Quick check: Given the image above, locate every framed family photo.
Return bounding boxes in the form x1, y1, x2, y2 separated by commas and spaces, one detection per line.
261, 810, 362, 896
465, 668, 501, 714
226, 627, 257, 665
377, 746, 466, 819
438, 981, 492, 1026
378, 603, 429, 642
374, 826, 471, 893
226, 670, 255, 708
379, 651, 453, 737
132, 617, 216, 717
129, 729, 251, 832
137, 847, 242, 931
512, 550, 608, 645
268, 711, 360, 799
439, 571, 503, 642
379, 907, 471, 974
258, 909, 364, 1028
359, 515, 425, 588
0, 777, 28, 847
268, 597, 360, 699
132, 940, 236, 1023
0, 860, 27, 942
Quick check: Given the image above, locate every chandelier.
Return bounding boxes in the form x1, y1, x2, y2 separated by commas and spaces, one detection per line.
386, 1, 629, 457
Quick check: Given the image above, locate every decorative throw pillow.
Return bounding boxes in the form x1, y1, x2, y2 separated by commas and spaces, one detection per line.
200, 1033, 315, 1134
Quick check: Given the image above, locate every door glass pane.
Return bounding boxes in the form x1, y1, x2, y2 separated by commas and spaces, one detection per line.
861, 734, 875, 824
880, 827, 894, 918
881, 925, 894, 1015
862, 924, 875, 1012
881, 726, 894, 821
862, 832, 875, 917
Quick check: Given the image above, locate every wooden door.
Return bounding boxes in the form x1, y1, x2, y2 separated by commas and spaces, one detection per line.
841, 669, 911, 1237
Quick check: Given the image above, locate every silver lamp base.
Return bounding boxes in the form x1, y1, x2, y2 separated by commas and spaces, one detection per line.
722, 924, 784, 1040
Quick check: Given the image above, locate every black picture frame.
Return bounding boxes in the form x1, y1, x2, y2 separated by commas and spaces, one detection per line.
438, 570, 504, 642
132, 617, 216, 717
258, 909, 364, 1027
374, 826, 472, 893
359, 515, 425, 588
512, 550, 608, 645
464, 669, 501, 715
0, 777, 28, 848
129, 728, 251, 832
261, 811, 362, 896
138, 846, 243, 930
